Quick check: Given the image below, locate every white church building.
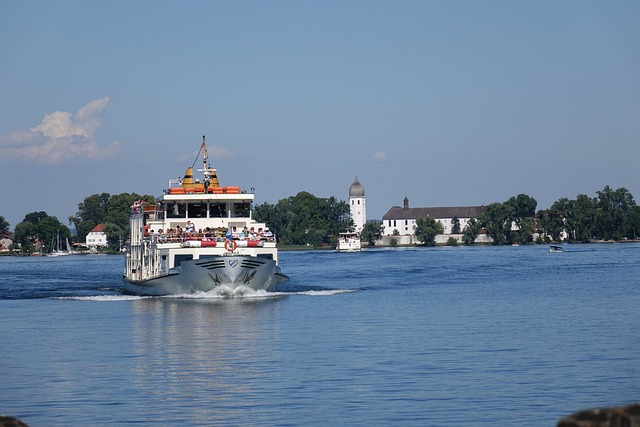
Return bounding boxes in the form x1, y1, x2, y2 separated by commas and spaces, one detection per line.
381, 196, 490, 245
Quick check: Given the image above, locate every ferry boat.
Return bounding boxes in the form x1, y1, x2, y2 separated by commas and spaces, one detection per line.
123, 136, 289, 296
337, 231, 362, 252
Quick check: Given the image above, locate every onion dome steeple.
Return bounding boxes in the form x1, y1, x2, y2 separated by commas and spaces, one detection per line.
349, 177, 365, 198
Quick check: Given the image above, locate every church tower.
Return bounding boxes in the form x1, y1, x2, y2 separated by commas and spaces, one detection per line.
348, 177, 366, 234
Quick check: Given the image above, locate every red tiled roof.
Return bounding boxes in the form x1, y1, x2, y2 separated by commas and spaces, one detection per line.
90, 224, 105, 233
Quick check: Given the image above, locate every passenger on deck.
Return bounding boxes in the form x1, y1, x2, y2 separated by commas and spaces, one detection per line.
225, 227, 233, 241
158, 229, 167, 243
185, 221, 195, 234
239, 227, 248, 240
257, 228, 265, 240
217, 227, 225, 240
263, 227, 273, 241
131, 200, 143, 213
231, 226, 239, 240
203, 227, 212, 239
249, 227, 257, 240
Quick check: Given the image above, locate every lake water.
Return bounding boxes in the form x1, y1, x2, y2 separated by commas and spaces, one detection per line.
1, 244, 639, 426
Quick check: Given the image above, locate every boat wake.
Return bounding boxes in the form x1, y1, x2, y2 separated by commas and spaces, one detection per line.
58, 295, 151, 301
58, 288, 356, 301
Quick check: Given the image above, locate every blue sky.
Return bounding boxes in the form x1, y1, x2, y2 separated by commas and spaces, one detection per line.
1, 1, 639, 230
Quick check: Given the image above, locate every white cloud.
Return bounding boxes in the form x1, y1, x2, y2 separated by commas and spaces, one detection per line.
0, 97, 121, 164
371, 151, 387, 162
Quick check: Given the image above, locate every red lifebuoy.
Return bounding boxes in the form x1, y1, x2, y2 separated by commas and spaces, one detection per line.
224, 240, 237, 252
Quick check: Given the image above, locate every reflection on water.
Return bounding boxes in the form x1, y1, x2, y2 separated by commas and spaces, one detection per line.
130, 298, 283, 425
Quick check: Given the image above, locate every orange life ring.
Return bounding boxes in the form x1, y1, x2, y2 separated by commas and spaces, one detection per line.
224, 240, 237, 252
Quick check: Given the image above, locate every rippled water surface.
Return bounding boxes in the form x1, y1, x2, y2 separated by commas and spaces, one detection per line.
1, 244, 639, 426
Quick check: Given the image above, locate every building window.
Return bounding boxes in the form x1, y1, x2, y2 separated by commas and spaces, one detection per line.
231, 202, 251, 218
209, 202, 227, 218
166, 202, 186, 218
187, 202, 207, 218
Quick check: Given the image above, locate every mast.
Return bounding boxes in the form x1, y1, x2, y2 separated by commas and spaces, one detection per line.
198, 135, 219, 189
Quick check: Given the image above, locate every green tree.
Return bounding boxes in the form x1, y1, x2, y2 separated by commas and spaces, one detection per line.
628, 205, 640, 239
69, 193, 111, 241
13, 221, 35, 251
511, 217, 535, 244
253, 191, 350, 246
505, 194, 537, 244
13, 212, 70, 253
481, 202, 514, 245
593, 186, 635, 240
451, 216, 461, 234
360, 221, 384, 246
77, 193, 110, 223
537, 199, 569, 242
506, 194, 537, 223
569, 194, 595, 242
104, 193, 153, 249
462, 217, 481, 245
37, 216, 71, 253
414, 216, 443, 246
24, 211, 48, 225
0, 216, 11, 239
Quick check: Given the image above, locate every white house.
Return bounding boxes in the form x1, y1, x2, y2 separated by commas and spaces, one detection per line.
86, 224, 108, 247
381, 196, 490, 244
349, 177, 366, 233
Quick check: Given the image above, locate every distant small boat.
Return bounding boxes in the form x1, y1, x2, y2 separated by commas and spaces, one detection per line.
549, 245, 564, 253
337, 231, 361, 252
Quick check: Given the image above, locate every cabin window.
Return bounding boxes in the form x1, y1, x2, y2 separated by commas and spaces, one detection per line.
209, 202, 227, 218
166, 202, 186, 218
187, 202, 207, 218
174, 254, 193, 267
231, 202, 251, 218
257, 253, 273, 260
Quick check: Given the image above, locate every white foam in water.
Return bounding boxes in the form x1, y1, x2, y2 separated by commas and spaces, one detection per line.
58, 288, 356, 301
294, 289, 356, 296
170, 286, 282, 299
58, 295, 150, 301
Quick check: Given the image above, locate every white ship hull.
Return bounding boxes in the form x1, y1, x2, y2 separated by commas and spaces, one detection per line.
123, 255, 288, 296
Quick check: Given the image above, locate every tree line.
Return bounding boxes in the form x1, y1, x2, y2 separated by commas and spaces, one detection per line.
2, 184, 639, 253
253, 191, 353, 246
4, 192, 153, 253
